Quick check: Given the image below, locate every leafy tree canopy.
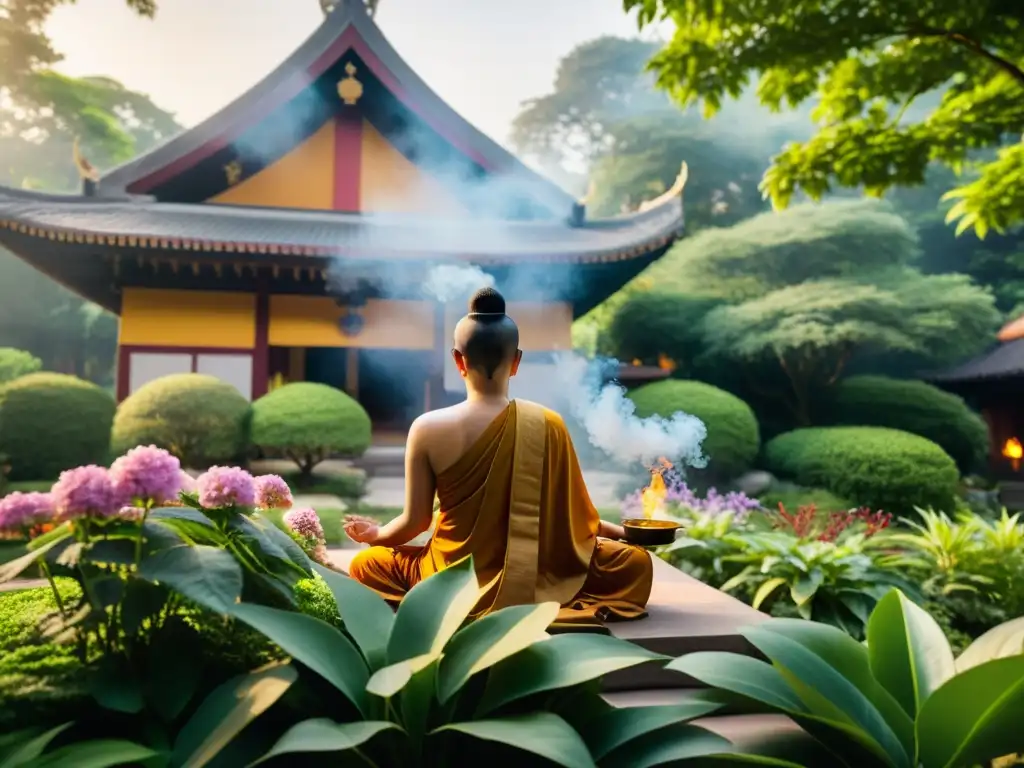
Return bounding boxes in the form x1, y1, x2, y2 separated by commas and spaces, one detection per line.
624, 0, 1024, 237
1, 0, 175, 189
639, 200, 921, 300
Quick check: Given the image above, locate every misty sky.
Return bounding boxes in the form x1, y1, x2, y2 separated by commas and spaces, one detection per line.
46, 0, 665, 149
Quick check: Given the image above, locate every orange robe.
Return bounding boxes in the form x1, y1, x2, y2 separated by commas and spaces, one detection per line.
348, 400, 653, 623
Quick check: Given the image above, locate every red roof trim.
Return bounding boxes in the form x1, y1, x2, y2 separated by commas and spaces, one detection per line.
129, 25, 494, 194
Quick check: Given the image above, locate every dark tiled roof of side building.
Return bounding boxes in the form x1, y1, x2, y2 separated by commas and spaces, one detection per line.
929, 338, 1024, 384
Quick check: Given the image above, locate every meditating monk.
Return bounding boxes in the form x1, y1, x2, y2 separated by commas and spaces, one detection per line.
344, 287, 653, 623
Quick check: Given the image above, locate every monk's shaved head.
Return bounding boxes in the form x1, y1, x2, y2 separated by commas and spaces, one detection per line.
453, 287, 520, 380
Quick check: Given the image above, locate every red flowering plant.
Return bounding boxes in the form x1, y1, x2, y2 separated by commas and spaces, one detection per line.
769, 502, 892, 543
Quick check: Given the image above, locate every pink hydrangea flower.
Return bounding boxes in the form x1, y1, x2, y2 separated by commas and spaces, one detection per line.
196, 466, 256, 509
178, 471, 196, 494
109, 445, 182, 505
0, 492, 54, 532
51, 466, 122, 520
254, 474, 293, 510
283, 507, 325, 542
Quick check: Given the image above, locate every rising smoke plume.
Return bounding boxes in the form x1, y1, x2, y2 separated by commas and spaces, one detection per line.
423, 263, 707, 471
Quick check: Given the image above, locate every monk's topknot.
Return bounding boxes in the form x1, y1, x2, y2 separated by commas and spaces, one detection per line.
469, 286, 505, 315
453, 286, 519, 379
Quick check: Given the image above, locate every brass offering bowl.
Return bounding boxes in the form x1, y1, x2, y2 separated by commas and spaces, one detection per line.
622, 518, 681, 547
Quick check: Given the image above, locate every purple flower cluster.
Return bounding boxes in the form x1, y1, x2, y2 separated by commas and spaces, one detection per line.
621, 470, 762, 521
0, 492, 54, 532
196, 466, 256, 509
51, 465, 123, 520
283, 507, 325, 542
109, 445, 182, 505
254, 474, 293, 510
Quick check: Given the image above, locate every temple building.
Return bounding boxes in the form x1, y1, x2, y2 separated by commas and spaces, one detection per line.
0, 0, 686, 429
932, 315, 1024, 508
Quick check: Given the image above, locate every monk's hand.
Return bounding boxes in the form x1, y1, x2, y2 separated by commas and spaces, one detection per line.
343, 514, 380, 544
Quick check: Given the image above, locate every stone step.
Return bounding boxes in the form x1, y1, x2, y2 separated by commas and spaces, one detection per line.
327, 550, 765, 692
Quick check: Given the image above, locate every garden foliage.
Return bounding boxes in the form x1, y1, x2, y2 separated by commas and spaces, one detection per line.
823, 375, 989, 474
763, 426, 960, 513
111, 374, 251, 468
251, 382, 372, 481
0, 347, 42, 384
0, 372, 115, 481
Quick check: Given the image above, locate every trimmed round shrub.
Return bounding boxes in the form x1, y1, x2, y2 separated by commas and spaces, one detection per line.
763, 426, 959, 513
627, 379, 760, 480
823, 375, 989, 474
0, 347, 42, 385
0, 373, 115, 481
606, 292, 723, 371
111, 374, 250, 468
251, 382, 372, 480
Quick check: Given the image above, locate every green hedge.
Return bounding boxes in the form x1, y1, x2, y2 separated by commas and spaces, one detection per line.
763, 426, 959, 513
252, 382, 372, 462
0, 347, 42, 385
627, 379, 760, 479
111, 374, 251, 468
0, 373, 115, 480
823, 375, 989, 474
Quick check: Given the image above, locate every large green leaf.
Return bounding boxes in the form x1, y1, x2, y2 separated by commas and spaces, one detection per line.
171, 660, 297, 768
752, 577, 788, 610
478, 633, 666, 715
252, 720, 399, 766
579, 701, 724, 759
742, 627, 909, 768
254, 517, 314, 573
0, 535, 70, 583
365, 653, 433, 699
27, 740, 159, 768
434, 713, 596, 768
138, 545, 242, 613
665, 652, 807, 712
757, 618, 914, 758
150, 507, 215, 526
955, 616, 1024, 673
387, 556, 478, 665
866, 590, 955, 720
229, 603, 370, 714
915, 654, 1024, 768
312, 563, 394, 670
601, 723, 732, 768
0, 724, 72, 767
436, 602, 558, 704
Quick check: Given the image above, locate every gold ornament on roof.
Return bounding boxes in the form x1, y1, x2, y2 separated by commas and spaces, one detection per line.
337, 62, 364, 106
639, 162, 688, 213
224, 159, 243, 186
72, 138, 99, 182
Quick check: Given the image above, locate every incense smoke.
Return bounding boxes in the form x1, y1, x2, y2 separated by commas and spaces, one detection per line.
422, 264, 495, 303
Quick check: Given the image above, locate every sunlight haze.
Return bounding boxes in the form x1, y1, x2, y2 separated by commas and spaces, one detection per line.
45, 0, 660, 148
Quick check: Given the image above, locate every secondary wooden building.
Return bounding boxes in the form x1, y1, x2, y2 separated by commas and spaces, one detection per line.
0, 0, 686, 428
932, 316, 1024, 506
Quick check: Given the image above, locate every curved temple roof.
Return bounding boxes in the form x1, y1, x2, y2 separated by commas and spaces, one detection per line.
98, 0, 574, 215
0, 184, 683, 265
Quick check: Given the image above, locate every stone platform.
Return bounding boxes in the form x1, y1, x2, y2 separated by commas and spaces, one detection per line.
327, 549, 766, 692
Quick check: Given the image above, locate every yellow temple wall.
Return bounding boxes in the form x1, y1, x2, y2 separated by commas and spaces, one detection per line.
268, 296, 435, 349
119, 288, 257, 348
359, 121, 467, 215
208, 121, 336, 210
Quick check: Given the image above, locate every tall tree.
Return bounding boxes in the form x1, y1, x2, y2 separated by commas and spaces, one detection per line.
624, 0, 1024, 238
0, 0, 173, 384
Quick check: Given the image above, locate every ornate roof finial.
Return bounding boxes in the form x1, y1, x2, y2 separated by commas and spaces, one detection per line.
638, 162, 688, 213
337, 62, 364, 105
320, 0, 380, 17
72, 137, 100, 196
